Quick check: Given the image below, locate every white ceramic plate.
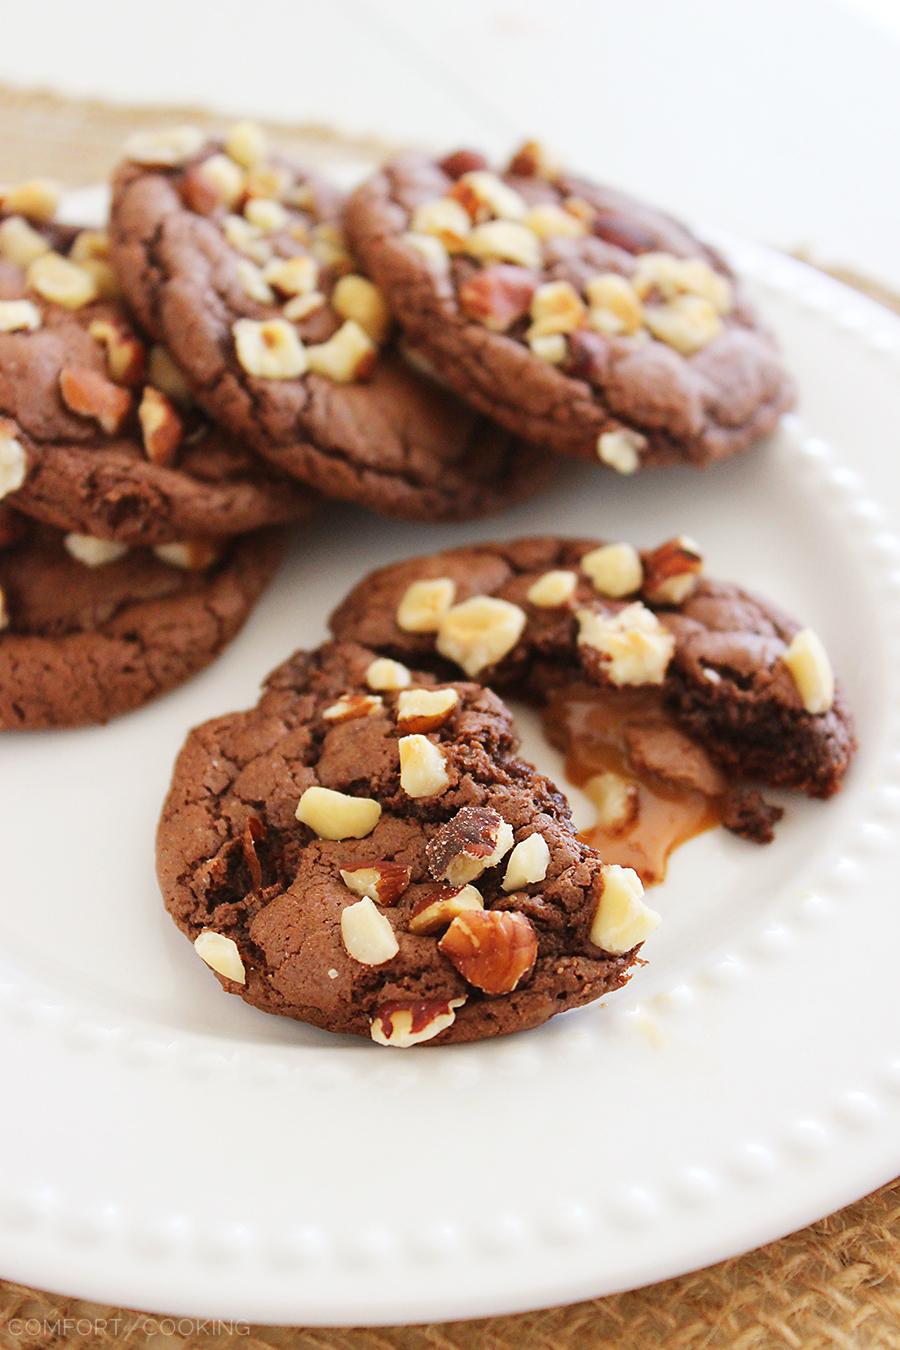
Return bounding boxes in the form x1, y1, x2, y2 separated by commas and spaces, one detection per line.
2, 231, 900, 1327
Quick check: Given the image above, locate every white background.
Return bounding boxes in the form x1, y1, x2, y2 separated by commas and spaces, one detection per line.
0, 0, 897, 286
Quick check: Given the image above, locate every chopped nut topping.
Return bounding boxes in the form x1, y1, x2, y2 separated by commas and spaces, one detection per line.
233, 317, 307, 379
306, 320, 376, 382
309, 222, 354, 273
79, 258, 120, 301
408, 883, 484, 935
264, 254, 318, 296
244, 196, 288, 233
235, 258, 275, 303
339, 862, 412, 906
585, 272, 644, 336
193, 930, 246, 983
0, 216, 50, 268
642, 536, 703, 605
88, 319, 145, 386
585, 771, 639, 833
370, 997, 465, 1048
340, 896, 399, 966
63, 533, 128, 567
438, 910, 538, 994
223, 214, 272, 265
450, 170, 527, 223
323, 693, 383, 723
139, 386, 183, 466
458, 264, 537, 332
436, 595, 526, 676
0, 300, 41, 333
365, 657, 411, 691
0, 423, 27, 499
59, 366, 132, 434
502, 832, 550, 891
147, 345, 192, 405
410, 197, 471, 251
125, 125, 204, 167
196, 153, 245, 208
283, 291, 326, 322
0, 178, 60, 221
581, 542, 643, 598
0, 584, 8, 630
225, 120, 267, 168
783, 628, 834, 714
632, 252, 732, 314
402, 231, 451, 270
524, 203, 587, 239
528, 332, 567, 363
596, 427, 647, 474
398, 734, 450, 799
245, 163, 291, 203
153, 540, 222, 570
527, 569, 578, 607
589, 864, 660, 953
70, 230, 111, 264
528, 280, 586, 339
427, 806, 515, 886
465, 220, 542, 269
295, 785, 382, 840
644, 294, 722, 354
27, 253, 98, 309
396, 577, 456, 632
508, 140, 558, 178
577, 602, 675, 685
396, 687, 459, 734
331, 273, 392, 344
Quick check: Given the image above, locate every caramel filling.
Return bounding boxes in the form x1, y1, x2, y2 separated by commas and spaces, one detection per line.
542, 683, 723, 885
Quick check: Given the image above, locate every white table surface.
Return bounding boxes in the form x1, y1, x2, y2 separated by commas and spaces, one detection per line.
0, 0, 898, 289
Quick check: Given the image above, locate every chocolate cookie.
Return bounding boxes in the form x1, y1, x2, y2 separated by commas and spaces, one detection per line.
330, 538, 855, 877
0, 201, 314, 545
157, 640, 657, 1046
108, 124, 550, 521
0, 506, 281, 729
345, 143, 795, 471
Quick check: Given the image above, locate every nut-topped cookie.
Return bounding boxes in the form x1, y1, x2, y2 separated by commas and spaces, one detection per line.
345, 144, 795, 471
0, 192, 314, 545
109, 124, 550, 521
157, 640, 657, 1045
330, 538, 855, 881
0, 505, 282, 729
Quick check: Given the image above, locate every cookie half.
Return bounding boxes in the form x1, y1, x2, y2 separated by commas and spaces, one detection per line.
330, 537, 855, 876
0, 507, 281, 729
345, 144, 795, 471
0, 203, 314, 545
157, 640, 655, 1045
108, 124, 551, 521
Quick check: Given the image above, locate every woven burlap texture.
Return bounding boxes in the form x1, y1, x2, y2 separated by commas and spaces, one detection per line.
0, 86, 897, 1349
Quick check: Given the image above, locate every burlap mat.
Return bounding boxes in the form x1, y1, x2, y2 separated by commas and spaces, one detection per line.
0, 86, 898, 1349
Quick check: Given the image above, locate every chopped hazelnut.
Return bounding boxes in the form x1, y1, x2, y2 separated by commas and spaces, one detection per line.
402, 232, 450, 270
331, 274, 392, 344
642, 536, 703, 605
196, 153, 245, 208
596, 427, 647, 474
370, 998, 465, 1048
0, 300, 41, 333
339, 862, 412, 906
502, 832, 550, 891
644, 294, 722, 354
528, 280, 586, 338
783, 628, 834, 715
524, 203, 587, 239
577, 602, 675, 685
526, 569, 578, 607
396, 687, 459, 734
585, 771, 639, 834
528, 332, 567, 363
153, 540, 222, 570
589, 864, 660, 953
323, 693, 383, 723
27, 253, 98, 309
138, 386, 183, 466
365, 657, 412, 691
147, 346, 192, 405
88, 319, 145, 386
436, 595, 526, 676
0, 216, 50, 268
295, 785, 382, 840
244, 197, 288, 233
1, 178, 60, 221
398, 734, 450, 799
125, 124, 204, 167
193, 930, 246, 983
396, 577, 456, 632
438, 910, 538, 994
466, 220, 542, 269
408, 883, 484, 935
306, 321, 376, 382
264, 254, 318, 297
63, 533, 128, 567
410, 197, 471, 251
0, 423, 27, 499
340, 896, 399, 966
235, 258, 275, 304
581, 542, 643, 598
585, 272, 644, 336
225, 120, 268, 168
58, 367, 132, 434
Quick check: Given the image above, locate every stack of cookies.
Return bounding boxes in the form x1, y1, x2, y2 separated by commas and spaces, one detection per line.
0, 122, 855, 1047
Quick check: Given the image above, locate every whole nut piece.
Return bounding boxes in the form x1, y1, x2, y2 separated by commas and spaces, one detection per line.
365, 656, 412, 691
339, 861, 412, 906
577, 602, 675, 686
527, 569, 578, 608
396, 577, 456, 632
425, 805, 515, 886
340, 896, 399, 966
396, 686, 459, 733
296, 785, 382, 840
581, 543, 643, 598
585, 771, 639, 834
438, 910, 538, 995
194, 929, 246, 983
398, 734, 450, 799
783, 628, 834, 715
502, 832, 550, 891
408, 883, 485, 935
589, 864, 661, 953
370, 997, 465, 1048
436, 595, 526, 676
642, 536, 703, 605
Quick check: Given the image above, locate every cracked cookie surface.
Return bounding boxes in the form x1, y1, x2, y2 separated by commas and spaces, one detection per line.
0, 214, 313, 545
330, 536, 855, 805
345, 147, 795, 471
109, 130, 550, 521
157, 640, 647, 1045
0, 508, 281, 729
